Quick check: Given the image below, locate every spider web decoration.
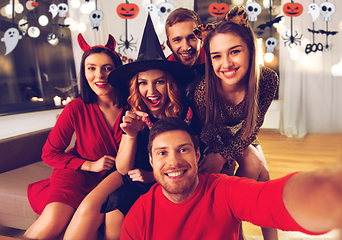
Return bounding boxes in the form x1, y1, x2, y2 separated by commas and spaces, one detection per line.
282, 0, 303, 48
305, 1, 338, 54
116, 0, 139, 54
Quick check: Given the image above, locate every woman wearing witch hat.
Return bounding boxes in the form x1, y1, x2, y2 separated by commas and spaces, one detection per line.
63, 14, 197, 240
22, 35, 128, 240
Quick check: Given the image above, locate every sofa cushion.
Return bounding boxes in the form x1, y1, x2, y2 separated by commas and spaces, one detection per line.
0, 128, 51, 174
0, 161, 53, 230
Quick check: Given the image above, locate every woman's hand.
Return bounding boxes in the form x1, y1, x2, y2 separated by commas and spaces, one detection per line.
81, 155, 115, 172
198, 152, 226, 173
128, 169, 155, 183
120, 111, 148, 138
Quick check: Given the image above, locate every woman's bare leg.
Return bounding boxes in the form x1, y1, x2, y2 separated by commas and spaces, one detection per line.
22, 202, 75, 240
235, 145, 278, 240
64, 171, 124, 240
104, 209, 125, 240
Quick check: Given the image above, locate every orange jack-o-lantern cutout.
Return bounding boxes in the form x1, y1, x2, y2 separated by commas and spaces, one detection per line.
209, 2, 229, 18
117, 1, 139, 19
31, 1, 39, 7
283, 1, 303, 17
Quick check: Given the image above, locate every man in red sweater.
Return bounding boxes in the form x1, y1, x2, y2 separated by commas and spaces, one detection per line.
120, 117, 342, 240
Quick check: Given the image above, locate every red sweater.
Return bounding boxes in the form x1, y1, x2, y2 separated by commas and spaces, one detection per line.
121, 172, 319, 240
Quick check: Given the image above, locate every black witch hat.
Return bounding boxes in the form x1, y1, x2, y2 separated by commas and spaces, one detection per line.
108, 14, 195, 90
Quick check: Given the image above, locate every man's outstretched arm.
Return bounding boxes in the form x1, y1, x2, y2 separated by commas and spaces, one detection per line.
283, 163, 342, 233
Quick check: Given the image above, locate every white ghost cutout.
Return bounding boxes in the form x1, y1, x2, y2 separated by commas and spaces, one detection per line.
157, 2, 175, 24
49, 4, 58, 19
1, 28, 22, 55
145, 3, 158, 21
307, 3, 320, 23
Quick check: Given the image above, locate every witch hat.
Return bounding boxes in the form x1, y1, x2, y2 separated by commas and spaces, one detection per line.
108, 13, 194, 90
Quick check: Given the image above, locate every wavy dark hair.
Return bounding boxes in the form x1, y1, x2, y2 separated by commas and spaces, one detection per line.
79, 48, 127, 107
203, 20, 260, 139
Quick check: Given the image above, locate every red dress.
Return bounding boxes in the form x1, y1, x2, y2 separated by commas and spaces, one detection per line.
27, 98, 125, 214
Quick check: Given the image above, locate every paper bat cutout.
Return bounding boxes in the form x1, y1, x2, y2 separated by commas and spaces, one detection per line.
307, 28, 338, 36
257, 15, 284, 31
51, 23, 70, 28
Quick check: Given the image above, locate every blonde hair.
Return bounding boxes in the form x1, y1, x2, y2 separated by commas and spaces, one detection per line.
127, 71, 183, 118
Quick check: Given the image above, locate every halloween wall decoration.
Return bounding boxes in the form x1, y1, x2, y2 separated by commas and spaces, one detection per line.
49, 4, 59, 18
1, 0, 22, 55
89, 9, 104, 30
1, 28, 22, 55
257, 15, 284, 31
305, 1, 338, 54
157, 2, 175, 24
283, 1, 303, 17
320, 1, 335, 21
58, 3, 69, 17
145, 2, 158, 21
246, 1, 262, 22
117, 1, 140, 19
208, 1, 229, 18
117, 0, 139, 54
282, 0, 303, 48
18, 17, 29, 36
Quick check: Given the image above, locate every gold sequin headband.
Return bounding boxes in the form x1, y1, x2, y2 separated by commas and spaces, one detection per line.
193, 6, 249, 40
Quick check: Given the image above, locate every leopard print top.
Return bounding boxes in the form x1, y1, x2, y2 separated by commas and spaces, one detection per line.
194, 66, 278, 166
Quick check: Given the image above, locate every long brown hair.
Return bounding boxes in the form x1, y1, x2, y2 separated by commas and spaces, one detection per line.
127, 70, 183, 118
203, 21, 260, 139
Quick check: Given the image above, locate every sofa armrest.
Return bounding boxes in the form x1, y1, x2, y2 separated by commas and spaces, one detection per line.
0, 128, 52, 174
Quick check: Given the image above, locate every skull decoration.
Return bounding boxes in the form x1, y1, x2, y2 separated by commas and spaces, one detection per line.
246, 1, 262, 22
18, 18, 29, 36
89, 10, 104, 30
58, 3, 68, 18
320, 2, 335, 21
265, 37, 278, 53
145, 3, 158, 21
157, 2, 175, 24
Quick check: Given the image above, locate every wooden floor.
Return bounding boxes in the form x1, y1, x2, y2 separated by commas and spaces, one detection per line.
243, 131, 342, 239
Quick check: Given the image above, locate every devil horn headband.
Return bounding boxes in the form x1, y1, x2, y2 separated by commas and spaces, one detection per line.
77, 33, 117, 54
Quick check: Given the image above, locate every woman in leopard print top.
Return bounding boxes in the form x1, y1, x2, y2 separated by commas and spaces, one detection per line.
193, 8, 279, 240
193, 10, 278, 185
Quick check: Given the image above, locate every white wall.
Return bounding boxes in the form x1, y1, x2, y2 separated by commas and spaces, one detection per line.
0, 109, 63, 140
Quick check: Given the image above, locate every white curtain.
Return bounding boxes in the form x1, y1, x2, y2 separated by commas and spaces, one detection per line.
279, 0, 342, 137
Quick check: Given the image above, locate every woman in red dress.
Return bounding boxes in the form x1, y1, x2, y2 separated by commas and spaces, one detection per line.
22, 34, 128, 240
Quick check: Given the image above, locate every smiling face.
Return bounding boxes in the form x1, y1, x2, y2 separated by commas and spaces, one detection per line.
138, 69, 168, 118
84, 52, 115, 97
150, 129, 200, 203
166, 20, 201, 67
209, 32, 250, 89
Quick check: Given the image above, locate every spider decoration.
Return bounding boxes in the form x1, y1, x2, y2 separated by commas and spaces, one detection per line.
282, 30, 302, 48
117, 34, 137, 53
282, 1, 303, 48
